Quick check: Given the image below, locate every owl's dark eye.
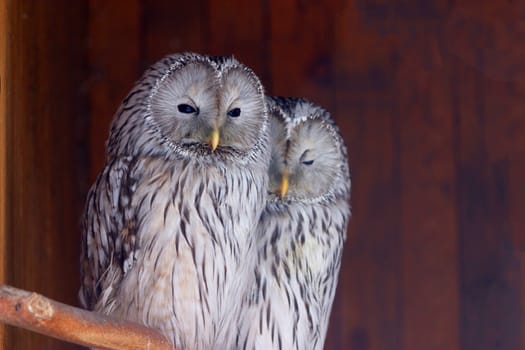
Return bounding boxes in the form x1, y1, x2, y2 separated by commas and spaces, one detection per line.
300, 149, 314, 165
227, 108, 241, 117
177, 104, 198, 114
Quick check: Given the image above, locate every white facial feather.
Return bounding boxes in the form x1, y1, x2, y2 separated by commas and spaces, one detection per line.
266, 97, 349, 204
218, 66, 267, 151
286, 119, 343, 201
106, 52, 268, 164
150, 61, 219, 145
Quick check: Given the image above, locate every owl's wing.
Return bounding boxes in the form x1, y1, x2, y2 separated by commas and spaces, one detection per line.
79, 156, 138, 310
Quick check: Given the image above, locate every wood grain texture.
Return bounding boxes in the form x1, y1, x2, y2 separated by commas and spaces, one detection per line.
510, 154, 525, 348
207, 0, 269, 84
453, 75, 519, 350
88, 0, 141, 183
331, 2, 403, 349
506, 78, 525, 348
397, 30, 460, 350
269, 0, 338, 107
0, 0, 7, 348
450, 50, 521, 350
5, 1, 88, 349
141, 0, 207, 67
445, 4, 525, 348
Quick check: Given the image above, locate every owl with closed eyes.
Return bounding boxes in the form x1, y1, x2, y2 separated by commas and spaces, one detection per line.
237, 97, 351, 350
79, 52, 270, 349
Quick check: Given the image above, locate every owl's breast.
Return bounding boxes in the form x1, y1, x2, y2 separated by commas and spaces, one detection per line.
110, 157, 267, 348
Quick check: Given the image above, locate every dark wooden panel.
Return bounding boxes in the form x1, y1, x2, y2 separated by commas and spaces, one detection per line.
444, 4, 525, 348
357, 0, 453, 22
444, 3, 525, 349
0, 0, 6, 348
481, 63, 525, 350
451, 56, 521, 350
506, 80, 525, 348
88, 0, 141, 182
5, 1, 88, 349
268, 0, 339, 108
332, 3, 403, 349
510, 153, 525, 347
207, 0, 269, 83
443, 1, 525, 82
141, 0, 206, 66
397, 31, 459, 350
332, 98, 403, 350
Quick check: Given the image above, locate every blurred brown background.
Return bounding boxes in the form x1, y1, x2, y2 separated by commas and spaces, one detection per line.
2, 0, 525, 349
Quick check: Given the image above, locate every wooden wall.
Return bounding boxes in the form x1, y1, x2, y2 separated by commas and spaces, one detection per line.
3, 1, 88, 349
3, 0, 525, 349
0, 0, 7, 349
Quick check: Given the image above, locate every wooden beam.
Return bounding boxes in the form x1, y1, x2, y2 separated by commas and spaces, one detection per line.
0, 285, 173, 350
0, 0, 8, 348
6, 2, 89, 348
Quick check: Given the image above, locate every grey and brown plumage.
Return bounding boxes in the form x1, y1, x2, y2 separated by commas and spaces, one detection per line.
237, 97, 351, 350
79, 52, 270, 349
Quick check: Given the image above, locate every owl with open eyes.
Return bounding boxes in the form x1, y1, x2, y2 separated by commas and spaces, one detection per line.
237, 97, 351, 350
79, 52, 270, 349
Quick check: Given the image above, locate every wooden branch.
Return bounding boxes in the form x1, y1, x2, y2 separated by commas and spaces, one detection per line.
0, 285, 173, 350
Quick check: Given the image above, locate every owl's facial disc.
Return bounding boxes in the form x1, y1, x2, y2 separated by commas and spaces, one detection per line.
150, 61, 221, 150
216, 66, 266, 153
280, 119, 341, 201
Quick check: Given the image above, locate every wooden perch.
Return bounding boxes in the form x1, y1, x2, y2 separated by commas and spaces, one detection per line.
0, 284, 173, 350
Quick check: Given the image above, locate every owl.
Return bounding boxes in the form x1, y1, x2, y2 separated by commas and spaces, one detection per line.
236, 97, 351, 350
79, 53, 270, 349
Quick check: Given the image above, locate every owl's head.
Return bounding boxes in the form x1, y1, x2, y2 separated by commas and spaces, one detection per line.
266, 97, 350, 204
108, 53, 268, 163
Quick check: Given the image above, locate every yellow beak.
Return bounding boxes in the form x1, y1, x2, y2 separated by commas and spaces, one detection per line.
280, 171, 289, 199
210, 128, 220, 151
